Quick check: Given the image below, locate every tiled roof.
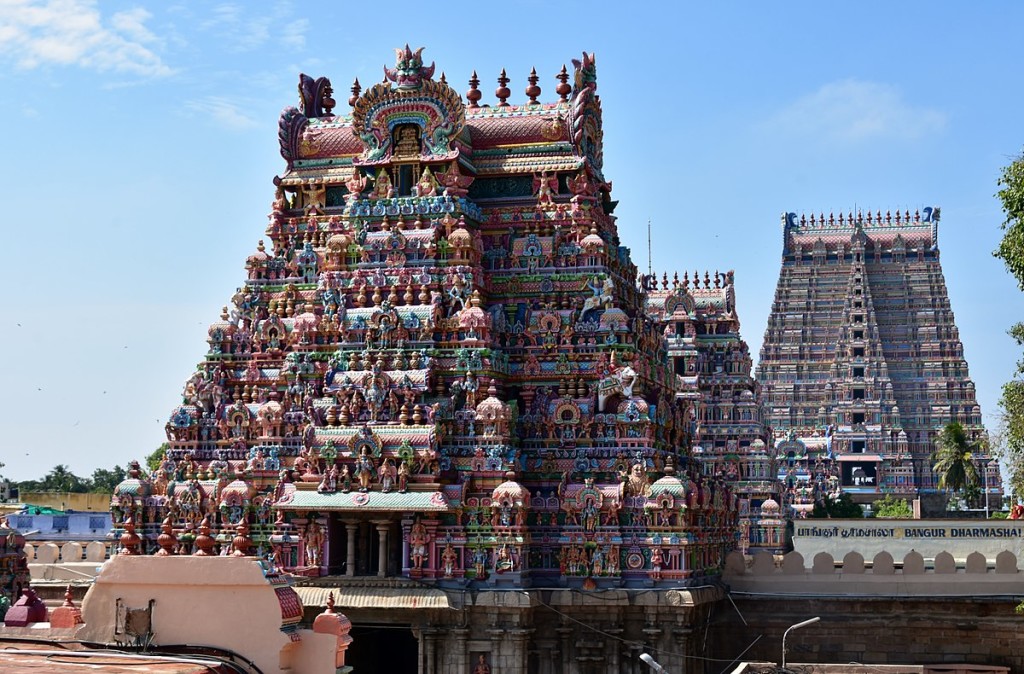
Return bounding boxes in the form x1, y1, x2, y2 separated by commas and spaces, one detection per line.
276, 489, 450, 511
295, 585, 450, 610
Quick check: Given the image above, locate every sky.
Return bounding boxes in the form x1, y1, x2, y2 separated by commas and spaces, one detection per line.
1, 0, 1023, 482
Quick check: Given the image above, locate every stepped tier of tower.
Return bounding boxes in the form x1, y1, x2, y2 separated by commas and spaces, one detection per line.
645, 270, 780, 551
111, 48, 754, 586
758, 210, 997, 513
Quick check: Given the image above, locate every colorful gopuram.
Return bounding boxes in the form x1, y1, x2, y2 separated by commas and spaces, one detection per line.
112, 47, 741, 671
645, 271, 780, 552
757, 210, 998, 515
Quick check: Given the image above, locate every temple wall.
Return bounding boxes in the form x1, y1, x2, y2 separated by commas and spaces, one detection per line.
724, 549, 1022, 595
709, 594, 1021, 672
712, 549, 1023, 671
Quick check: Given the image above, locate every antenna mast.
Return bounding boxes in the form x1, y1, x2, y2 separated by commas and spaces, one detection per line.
647, 218, 652, 277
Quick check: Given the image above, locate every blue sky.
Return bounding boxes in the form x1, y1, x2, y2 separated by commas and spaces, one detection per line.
1, 1, 1022, 482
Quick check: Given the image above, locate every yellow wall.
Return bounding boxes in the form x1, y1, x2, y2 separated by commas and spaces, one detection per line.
19, 492, 111, 512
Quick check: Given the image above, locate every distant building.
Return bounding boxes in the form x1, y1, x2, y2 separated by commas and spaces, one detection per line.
646, 271, 781, 551
756, 210, 998, 514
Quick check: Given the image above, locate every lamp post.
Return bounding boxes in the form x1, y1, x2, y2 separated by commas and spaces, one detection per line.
781, 616, 819, 669
639, 652, 668, 673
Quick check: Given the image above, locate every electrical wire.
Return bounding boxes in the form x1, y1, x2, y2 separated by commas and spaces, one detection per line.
0, 636, 258, 674
0, 648, 228, 673
525, 589, 770, 664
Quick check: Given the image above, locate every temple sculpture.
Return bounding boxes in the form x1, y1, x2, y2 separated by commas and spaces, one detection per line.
110, 47, 747, 671
757, 210, 999, 516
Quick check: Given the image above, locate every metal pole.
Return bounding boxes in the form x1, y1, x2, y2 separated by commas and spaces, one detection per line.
984, 459, 990, 519
781, 616, 820, 669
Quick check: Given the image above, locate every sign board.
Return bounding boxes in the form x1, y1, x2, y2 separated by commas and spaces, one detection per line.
792, 519, 1024, 562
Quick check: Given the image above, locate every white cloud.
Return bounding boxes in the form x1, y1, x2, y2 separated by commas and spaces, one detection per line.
280, 17, 307, 49
183, 96, 259, 131
765, 79, 947, 144
0, 0, 171, 77
198, 1, 307, 52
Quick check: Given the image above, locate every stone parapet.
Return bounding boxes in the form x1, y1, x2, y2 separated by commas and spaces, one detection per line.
724, 549, 1021, 597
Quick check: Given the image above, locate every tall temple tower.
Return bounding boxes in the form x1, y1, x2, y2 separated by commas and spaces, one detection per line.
112, 48, 740, 672
757, 209, 997, 515
646, 271, 780, 551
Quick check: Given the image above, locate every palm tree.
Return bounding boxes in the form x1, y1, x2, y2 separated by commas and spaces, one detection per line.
931, 422, 982, 504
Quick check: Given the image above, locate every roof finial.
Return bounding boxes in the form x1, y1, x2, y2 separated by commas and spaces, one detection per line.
466, 71, 481, 108
526, 67, 541, 104
349, 78, 361, 107
555, 65, 571, 102
496, 68, 511, 106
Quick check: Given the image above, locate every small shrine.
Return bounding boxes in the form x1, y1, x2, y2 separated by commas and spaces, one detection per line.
0, 517, 30, 621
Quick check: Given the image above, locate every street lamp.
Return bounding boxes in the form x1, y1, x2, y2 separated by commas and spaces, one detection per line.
639, 652, 668, 673
781, 616, 819, 669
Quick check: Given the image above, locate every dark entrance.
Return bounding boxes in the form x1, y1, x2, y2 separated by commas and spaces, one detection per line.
347, 623, 418, 673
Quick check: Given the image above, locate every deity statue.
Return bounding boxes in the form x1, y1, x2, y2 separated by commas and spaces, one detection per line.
473, 547, 488, 579
473, 654, 491, 674
415, 166, 437, 197
409, 518, 428, 570
355, 450, 375, 492
621, 460, 652, 497
581, 499, 599, 533
533, 171, 557, 204
441, 543, 458, 578
650, 547, 663, 581
379, 457, 396, 493
397, 460, 410, 493
495, 543, 513, 573
304, 521, 324, 567
372, 169, 394, 199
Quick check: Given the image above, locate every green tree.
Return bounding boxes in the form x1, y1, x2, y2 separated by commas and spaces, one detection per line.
931, 422, 982, 503
89, 466, 126, 493
994, 151, 1024, 500
43, 464, 89, 493
872, 494, 913, 518
146, 443, 170, 473
809, 492, 863, 518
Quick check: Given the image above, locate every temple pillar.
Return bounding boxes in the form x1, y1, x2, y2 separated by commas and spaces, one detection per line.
534, 638, 555, 674
423, 627, 439, 674
488, 627, 504, 672
450, 627, 469, 674
556, 625, 573, 674
358, 521, 369, 574
375, 521, 389, 577
605, 626, 623, 674
672, 626, 693, 674
642, 625, 663, 674
508, 628, 532, 674
344, 520, 357, 577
